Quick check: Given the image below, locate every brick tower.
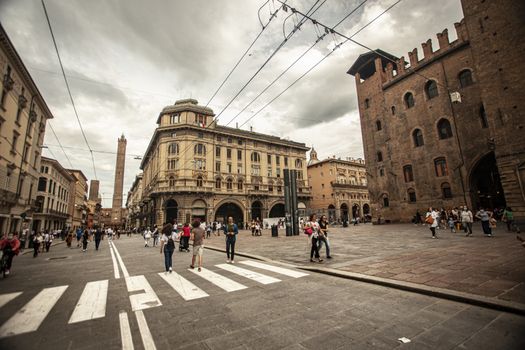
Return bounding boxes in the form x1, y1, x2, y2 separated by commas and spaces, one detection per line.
111, 134, 127, 226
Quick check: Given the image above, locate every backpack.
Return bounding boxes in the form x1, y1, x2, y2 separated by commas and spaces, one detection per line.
167, 235, 175, 248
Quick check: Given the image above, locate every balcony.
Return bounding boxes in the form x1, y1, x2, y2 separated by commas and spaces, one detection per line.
3, 74, 14, 91
35, 209, 70, 218
0, 189, 17, 206
330, 181, 368, 190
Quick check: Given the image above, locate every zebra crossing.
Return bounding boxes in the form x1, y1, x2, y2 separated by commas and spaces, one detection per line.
0, 260, 308, 339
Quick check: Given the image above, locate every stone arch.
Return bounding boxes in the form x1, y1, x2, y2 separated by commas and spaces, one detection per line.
214, 201, 244, 225
251, 200, 263, 221
468, 151, 505, 210
165, 198, 178, 224
191, 199, 207, 222
269, 202, 285, 218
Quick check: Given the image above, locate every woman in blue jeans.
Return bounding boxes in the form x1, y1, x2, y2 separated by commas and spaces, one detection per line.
223, 216, 238, 263
159, 221, 177, 273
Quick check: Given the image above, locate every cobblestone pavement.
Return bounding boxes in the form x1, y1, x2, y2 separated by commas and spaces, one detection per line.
0, 235, 523, 349
206, 223, 525, 305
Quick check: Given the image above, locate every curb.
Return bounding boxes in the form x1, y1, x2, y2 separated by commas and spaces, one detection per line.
204, 245, 525, 316
21, 240, 66, 256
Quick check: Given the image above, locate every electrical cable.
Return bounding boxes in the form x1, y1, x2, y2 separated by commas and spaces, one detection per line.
47, 122, 74, 168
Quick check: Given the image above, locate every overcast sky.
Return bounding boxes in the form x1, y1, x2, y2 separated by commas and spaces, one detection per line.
0, 0, 463, 208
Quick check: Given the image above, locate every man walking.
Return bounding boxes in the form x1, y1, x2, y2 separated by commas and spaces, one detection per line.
94, 227, 102, 251
223, 216, 238, 263
461, 206, 474, 236
190, 221, 205, 272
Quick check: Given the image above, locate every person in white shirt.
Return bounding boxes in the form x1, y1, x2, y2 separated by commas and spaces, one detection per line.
159, 221, 177, 273
144, 228, 152, 247
304, 214, 323, 262
426, 208, 439, 239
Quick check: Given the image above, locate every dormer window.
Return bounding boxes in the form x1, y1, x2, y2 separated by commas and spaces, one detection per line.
170, 113, 180, 124
195, 114, 206, 127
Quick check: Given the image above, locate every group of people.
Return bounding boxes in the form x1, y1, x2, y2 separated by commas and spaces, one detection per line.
422, 206, 518, 239
303, 214, 332, 263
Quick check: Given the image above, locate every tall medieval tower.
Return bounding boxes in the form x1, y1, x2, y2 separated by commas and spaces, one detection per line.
111, 134, 127, 226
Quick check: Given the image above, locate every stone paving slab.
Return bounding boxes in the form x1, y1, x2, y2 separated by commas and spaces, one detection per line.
204, 223, 525, 305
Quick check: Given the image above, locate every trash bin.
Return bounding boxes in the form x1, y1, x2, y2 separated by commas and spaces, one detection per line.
271, 225, 278, 237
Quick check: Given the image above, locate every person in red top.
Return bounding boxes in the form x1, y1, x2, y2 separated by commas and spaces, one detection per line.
0, 233, 21, 275
180, 223, 191, 252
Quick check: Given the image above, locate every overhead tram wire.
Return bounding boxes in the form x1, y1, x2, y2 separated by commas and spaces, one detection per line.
41, 0, 98, 180
47, 122, 74, 168
224, 0, 368, 127
205, 0, 288, 107
239, 0, 403, 128
44, 143, 144, 158
174, 0, 328, 175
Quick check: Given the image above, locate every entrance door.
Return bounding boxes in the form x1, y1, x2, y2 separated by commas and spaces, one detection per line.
269, 203, 285, 218
165, 199, 178, 223
470, 152, 506, 210
251, 201, 263, 221
215, 202, 244, 225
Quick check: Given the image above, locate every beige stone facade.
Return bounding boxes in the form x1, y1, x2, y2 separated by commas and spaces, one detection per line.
347, 0, 525, 222
126, 173, 143, 228
67, 169, 88, 230
33, 157, 74, 232
307, 149, 370, 223
137, 99, 310, 227
0, 24, 53, 234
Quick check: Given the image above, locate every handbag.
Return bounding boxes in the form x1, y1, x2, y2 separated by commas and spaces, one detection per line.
425, 216, 434, 224
304, 227, 313, 235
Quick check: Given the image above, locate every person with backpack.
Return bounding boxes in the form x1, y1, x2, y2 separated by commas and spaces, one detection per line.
304, 214, 322, 263
159, 221, 177, 274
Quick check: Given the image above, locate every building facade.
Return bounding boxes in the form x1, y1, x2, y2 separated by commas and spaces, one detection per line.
347, 0, 525, 222
307, 148, 370, 223
33, 157, 74, 232
67, 169, 88, 230
126, 173, 143, 229
111, 135, 126, 227
0, 24, 53, 234
138, 99, 310, 227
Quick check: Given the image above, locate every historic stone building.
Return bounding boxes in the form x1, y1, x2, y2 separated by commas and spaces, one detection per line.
126, 173, 143, 229
138, 99, 310, 227
33, 157, 74, 232
347, 0, 525, 222
307, 148, 370, 223
0, 24, 53, 234
67, 169, 88, 230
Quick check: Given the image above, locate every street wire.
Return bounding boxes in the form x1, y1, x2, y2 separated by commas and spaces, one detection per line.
47, 122, 74, 168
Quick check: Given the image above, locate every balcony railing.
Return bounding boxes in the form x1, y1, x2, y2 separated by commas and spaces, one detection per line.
34, 208, 69, 218
330, 181, 368, 189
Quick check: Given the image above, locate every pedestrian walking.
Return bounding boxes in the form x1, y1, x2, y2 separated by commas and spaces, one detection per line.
66, 230, 73, 248
19, 228, 27, 252
190, 221, 205, 271
212, 222, 217, 236
152, 226, 159, 247
76, 227, 83, 247
144, 228, 152, 247
318, 215, 332, 259
304, 214, 322, 262
206, 223, 211, 238
94, 227, 103, 251
160, 221, 177, 274
448, 216, 456, 233
425, 208, 439, 239
180, 223, 191, 252
44, 231, 53, 252
476, 208, 493, 237
461, 206, 474, 236
33, 232, 43, 257
502, 207, 515, 232
223, 216, 238, 263
82, 229, 89, 252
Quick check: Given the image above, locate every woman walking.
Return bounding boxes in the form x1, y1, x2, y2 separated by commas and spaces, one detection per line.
180, 223, 191, 252
160, 221, 177, 274
426, 208, 439, 239
223, 216, 238, 263
33, 232, 43, 257
305, 214, 323, 262
318, 215, 332, 259
82, 229, 89, 252
503, 207, 514, 232
476, 208, 493, 237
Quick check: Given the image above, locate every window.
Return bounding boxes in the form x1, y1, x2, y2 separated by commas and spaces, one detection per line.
403, 165, 414, 182
276, 168, 281, 177
215, 178, 221, 189
379, 168, 384, 177
237, 150, 242, 160
226, 178, 233, 190
284, 157, 288, 167
195, 114, 206, 126
38, 177, 47, 191
383, 195, 389, 207
276, 156, 280, 166
459, 69, 473, 88
198, 132, 204, 139
238, 180, 243, 190
377, 151, 383, 162
238, 139, 243, 145
170, 113, 180, 124
251, 152, 261, 163
364, 98, 370, 109
404, 92, 415, 108
251, 165, 260, 175
413, 129, 424, 147
226, 148, 232, 159
376, 120, 382, 131
267, 168, 272, 177
215, 161, 221, 172
11, 133, 18, 153
295, 159, 302, 169
168, 143, 178, 155
168, 159, 178, 169
194, 143, 206, 155
169, 176, 175, 187
196, 176, 203, 187
408, 189, 417, 203
480, 105, 489, 128
194, 159, 205, 170
442, 182, 453, 198
227, 163, 232, 173
267, 154, 272, 164
391, 106, 396, 115
237, 164, 242, 174
277, 185, 282, 193
425, 80, 438, 99
171, 132, 177, 138
227, 137, 232, 144
216, 146, 221, 157
437, 119, 453, 139
434, 157, 448, 177
217, 136, 222, 142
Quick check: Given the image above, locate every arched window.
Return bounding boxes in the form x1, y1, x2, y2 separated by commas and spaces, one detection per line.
459, 69, 473, 88
434, 157, 448, 177
194, 143, 206, 155
404, 92, 415, 108
364, 98, 370, 109
412, 129, 424, 147
268, 181, 274, 192
226, 178, 233, 190
251, 152, 261, 163
377, 151, 383, 162
391, 106, 396, 115
295, 159, 303, 169
215, 177, 221, 189
437, 118, 453, 139
376, 120, 382, 131
382, 195, 389, 207
441, 182, 453, 198
196, 176, 203, 187
238, 180, 243, 190
403, 165, 414, 182
480, 104, 488, 128
168, 176, 175, 187
425, 80, 438, 99
168, 143, 178, 155
407, 188, 417, 203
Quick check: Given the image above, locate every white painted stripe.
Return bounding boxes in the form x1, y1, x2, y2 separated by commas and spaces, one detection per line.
158, 272, 209, 300
125, 275, 162, 311
0, 285, 68, 338
109, 241, 121, 279
119, 311, 134, 350
110, 241, 129, 278
135, 310, 156, 350
239, 260, 309, 278
188, 268, 247, 292
215, 264, 281, 285
68, 280, 109, 324
0, 292, 22, 309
